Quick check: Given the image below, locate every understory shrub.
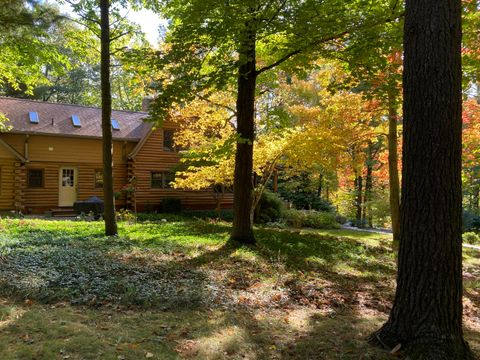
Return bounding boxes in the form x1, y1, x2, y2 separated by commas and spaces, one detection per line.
463, 232, 480, 245
136, 209, 234, 222
335, 214, 348, 225
277, 173, 334, 212
254, 191, 285, 224
116, 209, 137, 224
182, 209, 234, 221
463, 210, 480, 232
283, 209, 340, 229
161, 198, 182, 213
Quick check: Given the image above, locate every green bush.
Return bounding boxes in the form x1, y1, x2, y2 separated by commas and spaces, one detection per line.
277, 174, 334, 212
182, 209, 234, 221
254, 191, 285, 224
116, 209, 137, 224
161, 198, 182, 213
283, 209, 339, 229
335, 214, 348, 224
463, 232, 480, 245
463, 210, 480, 232
136, 209, 234, 222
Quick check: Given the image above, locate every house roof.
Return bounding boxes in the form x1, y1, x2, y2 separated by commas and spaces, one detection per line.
0, 97, 152, 141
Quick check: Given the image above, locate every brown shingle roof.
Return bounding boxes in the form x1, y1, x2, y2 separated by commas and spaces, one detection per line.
0, 97, 152, 141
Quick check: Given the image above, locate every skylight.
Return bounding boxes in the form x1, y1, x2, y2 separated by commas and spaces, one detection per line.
111, 119, 120, 130
71, 115, 81, 127
29, 112, 39, 124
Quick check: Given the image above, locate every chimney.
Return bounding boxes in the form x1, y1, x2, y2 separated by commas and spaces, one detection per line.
141, 96, 154, 112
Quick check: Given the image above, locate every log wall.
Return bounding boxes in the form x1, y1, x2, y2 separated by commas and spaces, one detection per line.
0, 129, 233, 213
132, 129, 233, 211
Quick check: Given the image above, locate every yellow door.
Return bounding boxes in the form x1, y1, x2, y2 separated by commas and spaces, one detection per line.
59, 167, 77, 207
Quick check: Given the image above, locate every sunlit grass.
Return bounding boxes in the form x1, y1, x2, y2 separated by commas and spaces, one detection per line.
0, 216, 477, 359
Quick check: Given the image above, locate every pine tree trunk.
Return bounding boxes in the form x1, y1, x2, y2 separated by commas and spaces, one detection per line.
387, 91, 401, 244
231, 21, 256, 244
100, 0, 118, 236
370, 0, 476, 358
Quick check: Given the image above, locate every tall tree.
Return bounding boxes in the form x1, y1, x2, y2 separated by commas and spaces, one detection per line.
148, 0, 402, 244
67, 0, 146, 235
386, 86, 401, 244
100, 0, 118, 236
370, 0, 476, 358
0, 1, 68, 100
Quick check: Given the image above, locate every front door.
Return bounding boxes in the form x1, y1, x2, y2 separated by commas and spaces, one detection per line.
59, 167, 77, 207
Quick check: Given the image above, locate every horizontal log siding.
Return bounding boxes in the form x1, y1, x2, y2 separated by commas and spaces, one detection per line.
1, 133, 134, 164
0, 133, 135, 213
133, 130, 233, 210
22, 162, 128, 213
0, 158, 16, 210
0, 128, 233, 213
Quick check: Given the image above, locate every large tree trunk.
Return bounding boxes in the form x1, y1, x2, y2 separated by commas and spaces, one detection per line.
100, 0, 118, 236
387, 91, 401, 244
370, 0, 475, 358
231, 21, 256, 244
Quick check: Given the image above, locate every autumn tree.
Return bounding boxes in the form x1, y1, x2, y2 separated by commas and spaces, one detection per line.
370, 0, 476, 358
171, 91, 293, 220
146, 0, 402, 244
463, 100, 480, 213
334, 14, 403, 240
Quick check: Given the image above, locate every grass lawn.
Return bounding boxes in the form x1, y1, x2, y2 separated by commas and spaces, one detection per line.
0, 217, 478, 359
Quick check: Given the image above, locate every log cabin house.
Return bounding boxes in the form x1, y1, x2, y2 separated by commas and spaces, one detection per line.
0, 97, 232, 214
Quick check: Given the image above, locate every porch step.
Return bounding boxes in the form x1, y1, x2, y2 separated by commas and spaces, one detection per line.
50, 207, 76, 217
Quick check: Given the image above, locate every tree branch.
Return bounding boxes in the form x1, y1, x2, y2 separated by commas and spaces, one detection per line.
197, 94, 237, 114
255, 11, 404, 76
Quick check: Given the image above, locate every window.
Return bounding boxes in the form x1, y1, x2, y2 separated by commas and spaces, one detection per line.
151, 171, 175, 189
163, 130, 174, 151
29, 112, 39, 124
71, 115, 81, 127
28, 169, 44, 188
111, 119, 120, 130
94, 169, 103, 188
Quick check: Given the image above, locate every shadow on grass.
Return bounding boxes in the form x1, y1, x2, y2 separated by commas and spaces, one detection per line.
0, 218, 478, 359
0, 218, 396, 312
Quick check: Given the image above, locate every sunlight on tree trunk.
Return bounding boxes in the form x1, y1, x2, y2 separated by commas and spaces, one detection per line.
387, 91, 400, 245
231, 15, 257, 245
369, 0, 475, 357
100, 0, 118, 236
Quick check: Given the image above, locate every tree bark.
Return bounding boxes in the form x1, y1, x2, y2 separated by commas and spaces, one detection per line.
370, 0, 476, 358
354, 173, 363, 227
387, 91, 401, 245
318, 174, 323, 197
364, 144, 374, 228
100, 0, 118, 236
231, 19, 256, 244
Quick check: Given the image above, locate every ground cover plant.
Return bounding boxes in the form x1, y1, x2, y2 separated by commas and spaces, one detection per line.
0, 217, 478, 359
